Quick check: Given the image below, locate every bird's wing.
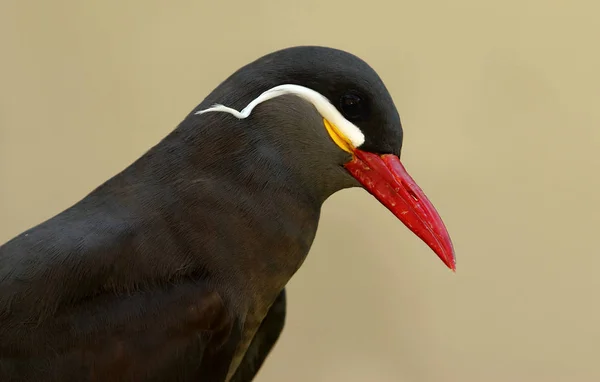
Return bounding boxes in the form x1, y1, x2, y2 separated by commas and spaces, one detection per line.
230, 288, 287, 382
0, 277, 238, 381
0, 216, 239, 381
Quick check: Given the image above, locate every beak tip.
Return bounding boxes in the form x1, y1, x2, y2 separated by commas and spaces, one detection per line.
440, 249, 456, 272
446, 258, 457, 272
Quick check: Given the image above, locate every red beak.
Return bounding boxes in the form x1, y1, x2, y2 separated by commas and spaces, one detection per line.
344, 149, 456, 271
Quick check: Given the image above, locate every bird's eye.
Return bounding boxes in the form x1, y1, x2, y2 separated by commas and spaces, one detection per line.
339, 92, 366, 121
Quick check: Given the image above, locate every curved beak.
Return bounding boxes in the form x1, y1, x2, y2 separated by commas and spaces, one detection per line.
344, 149, 456, 271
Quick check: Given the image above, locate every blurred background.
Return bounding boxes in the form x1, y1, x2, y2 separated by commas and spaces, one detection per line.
1, 1, 599, 381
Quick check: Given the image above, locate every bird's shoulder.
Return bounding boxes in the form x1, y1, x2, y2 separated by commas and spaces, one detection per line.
0, 194, 219, 328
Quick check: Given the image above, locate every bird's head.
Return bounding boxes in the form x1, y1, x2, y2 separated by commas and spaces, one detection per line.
194, 46, 455, 271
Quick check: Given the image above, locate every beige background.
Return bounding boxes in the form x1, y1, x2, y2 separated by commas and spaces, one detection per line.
1, 1, 599, 381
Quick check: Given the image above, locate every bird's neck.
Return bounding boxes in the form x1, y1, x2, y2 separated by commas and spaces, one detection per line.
100, 123, 325, 311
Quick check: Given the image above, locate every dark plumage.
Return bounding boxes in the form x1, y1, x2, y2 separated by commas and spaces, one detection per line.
0, 46, 454, 381
230, 289, 286, 382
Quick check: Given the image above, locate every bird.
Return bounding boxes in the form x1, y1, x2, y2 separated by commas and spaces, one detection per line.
0, 46, 455, 382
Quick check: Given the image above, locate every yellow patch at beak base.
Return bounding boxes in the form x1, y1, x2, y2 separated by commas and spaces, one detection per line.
323, 118, 354, 153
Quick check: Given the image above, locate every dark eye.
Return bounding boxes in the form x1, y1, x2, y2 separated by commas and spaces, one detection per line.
339, 92, 367, 121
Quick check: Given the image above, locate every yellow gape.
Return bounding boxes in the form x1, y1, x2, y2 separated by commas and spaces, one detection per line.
323, 118, 354, 153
